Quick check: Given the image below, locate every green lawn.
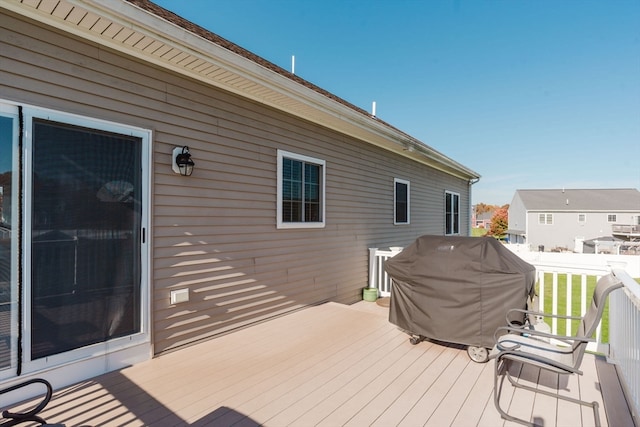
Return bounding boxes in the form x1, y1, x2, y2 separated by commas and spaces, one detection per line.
471, 227, 488, 237
536, 273, 609, 342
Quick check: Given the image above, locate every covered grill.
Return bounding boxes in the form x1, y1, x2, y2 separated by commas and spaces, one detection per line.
384, 235, 536, 362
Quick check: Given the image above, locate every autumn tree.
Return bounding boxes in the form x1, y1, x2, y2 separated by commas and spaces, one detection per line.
474, 203, 494, 215
487, 206, 509, 240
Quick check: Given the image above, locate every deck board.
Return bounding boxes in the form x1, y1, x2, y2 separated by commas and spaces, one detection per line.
451, 360, 497, 426
531, 368, 560, 426
369, 344, 448, 427
424, 353, 488, 426
3, 301, 623, 426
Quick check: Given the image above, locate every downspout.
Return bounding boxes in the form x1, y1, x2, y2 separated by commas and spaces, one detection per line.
468, 177, 480, 236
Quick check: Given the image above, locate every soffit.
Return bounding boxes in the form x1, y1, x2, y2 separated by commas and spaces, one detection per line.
3, 0, 480, 180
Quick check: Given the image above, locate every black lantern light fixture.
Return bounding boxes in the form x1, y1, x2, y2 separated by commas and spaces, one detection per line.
172, 146, 195, 176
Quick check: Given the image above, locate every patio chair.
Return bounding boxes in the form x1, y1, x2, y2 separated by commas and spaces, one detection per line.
0, 378, 64, 426
491, 272, 623, 427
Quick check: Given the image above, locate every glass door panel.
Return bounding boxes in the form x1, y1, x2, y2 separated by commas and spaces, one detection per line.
31, 120, 142, 359
0, 114, 17, 371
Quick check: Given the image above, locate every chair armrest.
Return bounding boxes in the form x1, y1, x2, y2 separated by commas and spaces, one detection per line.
0, 378, 52, 425
494, 325, 596, 346
496, 348, 584, 375
507, 308, 584, 323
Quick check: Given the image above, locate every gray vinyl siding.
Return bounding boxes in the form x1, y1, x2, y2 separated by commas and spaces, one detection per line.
508, 193, 527, 233
1, 12, 471, 354
526, 211, 637, 250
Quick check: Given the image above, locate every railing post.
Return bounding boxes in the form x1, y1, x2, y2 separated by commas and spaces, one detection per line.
368, 247, 378, 290
566, 272, 573, 335
552, 272, 558, 335
538, 270, 545, 312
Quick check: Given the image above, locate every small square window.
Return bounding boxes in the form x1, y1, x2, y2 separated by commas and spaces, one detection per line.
607, 214, 617, 223
578, 214, 586, 223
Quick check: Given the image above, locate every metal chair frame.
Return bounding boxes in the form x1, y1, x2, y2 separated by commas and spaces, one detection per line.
491, 272, 624, 427
0, 378, 54, 426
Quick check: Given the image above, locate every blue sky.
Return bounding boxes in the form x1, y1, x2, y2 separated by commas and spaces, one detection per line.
153, 0, 640, 205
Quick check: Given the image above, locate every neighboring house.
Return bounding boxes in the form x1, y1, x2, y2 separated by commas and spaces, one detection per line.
0, 0, 479, 393
507, 188, 640, 251
472, 210, 494, 229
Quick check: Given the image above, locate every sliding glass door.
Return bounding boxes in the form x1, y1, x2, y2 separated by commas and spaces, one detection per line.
30, 119, 143, 360
0, 102, 149, 379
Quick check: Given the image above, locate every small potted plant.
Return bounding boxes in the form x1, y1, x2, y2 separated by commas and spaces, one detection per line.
362, 287, 378, 302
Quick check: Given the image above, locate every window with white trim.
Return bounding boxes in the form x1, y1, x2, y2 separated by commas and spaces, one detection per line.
538, 213, 553, 225
607, 214, 617, 223
277, 150, 325, 229
394, 178, 410, 225
445, 191, 460, 235
578, 213, 586, 223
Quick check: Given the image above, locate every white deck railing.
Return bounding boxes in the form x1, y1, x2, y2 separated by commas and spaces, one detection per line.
368, 248, 640, 419
532, 263, 610, 352
368, 247, 403, 297
608, 269, 640, 422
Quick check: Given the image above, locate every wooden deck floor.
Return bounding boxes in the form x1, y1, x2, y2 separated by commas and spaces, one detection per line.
6, 301, 618, 426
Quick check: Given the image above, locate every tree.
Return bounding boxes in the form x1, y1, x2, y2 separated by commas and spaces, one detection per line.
488, 206, 508, 240
475, 203, 494, 215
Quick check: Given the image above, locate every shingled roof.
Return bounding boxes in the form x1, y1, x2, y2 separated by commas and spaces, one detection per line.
515, 188, 640, 211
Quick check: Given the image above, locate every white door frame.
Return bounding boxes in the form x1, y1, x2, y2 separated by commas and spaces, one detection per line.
0, 101, 151, 391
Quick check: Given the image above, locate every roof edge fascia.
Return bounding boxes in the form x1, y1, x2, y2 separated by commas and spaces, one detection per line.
3, 0, 480, 180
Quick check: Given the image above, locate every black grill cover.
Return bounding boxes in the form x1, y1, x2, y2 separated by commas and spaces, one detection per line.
385, 235, 536, 349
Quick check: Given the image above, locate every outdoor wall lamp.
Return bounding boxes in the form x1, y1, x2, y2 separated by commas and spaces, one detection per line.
172, 146, 195, 176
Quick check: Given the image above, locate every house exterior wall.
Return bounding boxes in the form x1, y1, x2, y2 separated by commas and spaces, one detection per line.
508, 194, 526, 232
525, 211, 638, 251
507, 193, 527, 243
508, 188, 640, 251
1, 12, 471, 355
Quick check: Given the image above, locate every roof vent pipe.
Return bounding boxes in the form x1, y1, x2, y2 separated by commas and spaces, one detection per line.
291, 55, 295, 74
371, 101, 376, 117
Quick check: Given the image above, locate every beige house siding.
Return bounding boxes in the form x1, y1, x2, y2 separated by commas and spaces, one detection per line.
1, 11, 471, 354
